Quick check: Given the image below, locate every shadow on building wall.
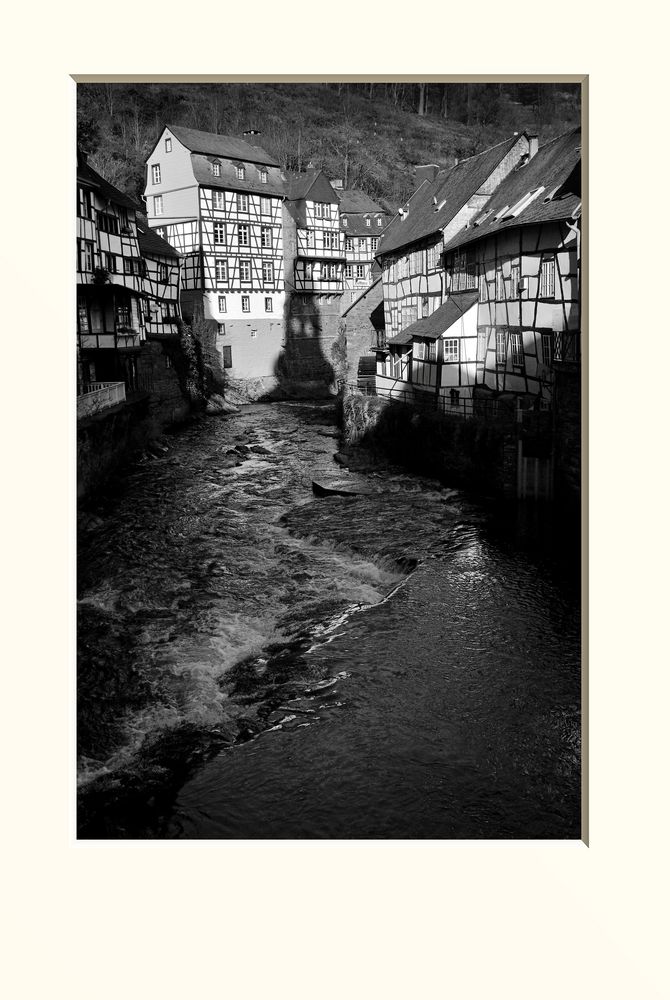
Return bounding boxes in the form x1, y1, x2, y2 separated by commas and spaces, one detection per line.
259, 291, 338, 401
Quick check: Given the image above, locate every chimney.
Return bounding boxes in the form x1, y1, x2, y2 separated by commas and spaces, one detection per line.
331, 178, 343, 190
528, 134, 539, 159
415, 163, 440, 185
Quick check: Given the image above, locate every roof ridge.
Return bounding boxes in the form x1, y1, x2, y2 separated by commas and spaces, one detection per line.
452, 132, 521, 167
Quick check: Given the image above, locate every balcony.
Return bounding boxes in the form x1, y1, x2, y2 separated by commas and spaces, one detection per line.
77, 381, 126, 419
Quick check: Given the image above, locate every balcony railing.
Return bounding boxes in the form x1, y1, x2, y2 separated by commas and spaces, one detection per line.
553, 331, 580, 364
77, 381, 126, 419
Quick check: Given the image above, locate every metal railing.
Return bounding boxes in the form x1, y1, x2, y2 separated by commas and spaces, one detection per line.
77, 381, 126, 419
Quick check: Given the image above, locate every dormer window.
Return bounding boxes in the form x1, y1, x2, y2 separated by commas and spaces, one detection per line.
365, 216, 371, 228
165, 137, 172, 153
212, 161, 221, 177
152, 164, 161, 184
342, 216, 348, 227
259, 168, 268, 184
236, 164, 245, 180
503, 187, 545, 219
377, 217, 382, 227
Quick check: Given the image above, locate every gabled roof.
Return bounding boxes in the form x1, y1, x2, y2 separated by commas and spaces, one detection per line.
136, 216, 181, 258
77, 152, 141, 211
377, 134, 526, 257
388, 291, 479, 344
443, 128, 581, 253
339, 189, 384, 214
285, 169, 338, 204
165, 125, 279, 167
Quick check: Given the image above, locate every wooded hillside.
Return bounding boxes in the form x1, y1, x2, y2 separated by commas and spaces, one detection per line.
77, 82, 581, 211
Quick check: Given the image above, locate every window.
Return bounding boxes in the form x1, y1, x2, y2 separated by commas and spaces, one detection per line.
496, 329, 507, 365
323, 263, 338, 280
540, 259, 555, 297
235, 164, 245, 180
262, 261, 274, 284
450, 388, 460, 406
358, 238, 367, 252
123, 258, 144, 276
345, 265, 353, 278
479, 271, 488, 299
541, 332, 553, 365
78, 187, 92, 218
306, 230, 315, 248
443, 338, 459, 363
218, 295, 227, 313
261, 196, 271, 214
427, 341, 437, 362
365, 217, 371, 227
240, 259, 251, 281
411, 249, 422, 272
414, 340, 426, 361
305, 262, 313, 279
97, 213, 119, 235
77, 296, 89, 332
324, 231, 337, 250
116, 304, 131, 328
222, 345, 232, 368
510, 262, 520, 294
377, 217, 382, 227
420, 296, 429, 318
478, 328, 489, 361
510, 332, 524, 367
152, 164, 161, 184
212, 190, 225, 210
345, 237, 354, 251
251, 329, 257, 339
105, 252, 117, 273
238, 224, 249, 246
154, 195, 163, 216
342, 217, 348, 227
218, 323, 226, 336
356, 264, 365, 280
212, 162, 221, 177
238, 193, 249, 212
261, 226, 272, 249
427, 243, 441, 270
158, 262, 168, 282
242, 296, 250, 312
265, 297, 273, 312
259, 168, 268, 184
165, 137, 172, 153
496, 269, 505, 300
371, 237, 379, 252
215, 259, 228, 283
214, 221, 225, 244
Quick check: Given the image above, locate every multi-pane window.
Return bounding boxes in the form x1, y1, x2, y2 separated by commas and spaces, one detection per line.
78, 187, 92, 218
442, 338, 459, 363
158, 263, 168, 283
411, 250, 423, 272
414, 340, 426, 361
306, 230, 315, 248
235, 165, 245, 180
238, 193, 249, 212
212, 190, 225, 210
261, 226, 272, 249
322, 263, 338, 280
240, 259, 251, 281
215, 259, 227, 283
356, 264, 365, 280
214, 222, 225, 244
345, 265, 353, 278
510, 262, 520, 294
540, 259, 555, 297
541, 332, 553, 365
105, 252, 117, 273
262, 261, 274, 284
212, 162, 221, 177
377, 217, 382, 227
496, 329, 507, 365
97, 213, 119, 235
345, 237, 353, 250
427, 341, 437, 362
265, 297, 273, 312
238, 224, 249, 246
401, 303, 418, 329
154, 195, 163, 215
218, 295, 227, 313
510, 332, 524, 367
358, 238, 367, 251
124, 258, 144, 276
261, 197, 271, 214
450, 388, 460, 406
152, 164, 161, 184
324, 231, 338, 250
496, 269, 505, 300
116, 304, 131, 328
371, 237, 379, 252
427, 243, 440, 270
365, 217, 371, 227
165, 137, 172, 153
241, 296, 250, 312
77, 296, 89, 332
260, 168, 268, 184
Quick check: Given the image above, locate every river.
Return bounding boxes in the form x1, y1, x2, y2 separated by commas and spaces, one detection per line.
77, 400, 581, 839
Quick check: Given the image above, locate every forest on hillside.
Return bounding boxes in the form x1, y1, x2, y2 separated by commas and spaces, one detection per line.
77, 81, 581, 211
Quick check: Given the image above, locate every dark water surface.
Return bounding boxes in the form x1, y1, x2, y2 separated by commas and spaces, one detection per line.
77, 401, 580, 839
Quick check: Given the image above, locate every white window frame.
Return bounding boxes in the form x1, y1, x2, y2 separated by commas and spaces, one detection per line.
214, 221, 225, 245
238, 193, 249, 212
242, 295, 250, 312
262, 261, 274, 284
215, 259, 228, 283
377, 217, 382, 227
152, 164, 161, 184
365, 217, 371, 227
158, 262, 168, 283
371, 237, 379, 252
345, 236, 353, 250
496, 329, 507, 365
212, 190, 225, 210
218, 295, 227, 313
154, 195, 163, 216
356, 264, 365, 280
240, 259, 251, 281
238, 224, 249, 247
261, 196, 272, 215
265, 297, 273, 312
165, 138, 172, 153
259, 168, 268, 184
345, 264, 353, 278
443, 338, 459, 363
510, 331, 524, 367
212, 162, 221, 177
236, 164, 245, 180
261, 226, 272, 249
540, 259, 555, 298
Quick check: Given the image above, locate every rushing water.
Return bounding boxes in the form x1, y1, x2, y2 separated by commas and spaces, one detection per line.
77, 400, 581, 839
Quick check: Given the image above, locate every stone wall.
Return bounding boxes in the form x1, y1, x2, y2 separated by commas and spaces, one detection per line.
340, 280, 384, 384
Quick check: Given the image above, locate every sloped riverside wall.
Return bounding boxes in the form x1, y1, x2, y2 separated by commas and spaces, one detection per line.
341, 390, 510, 495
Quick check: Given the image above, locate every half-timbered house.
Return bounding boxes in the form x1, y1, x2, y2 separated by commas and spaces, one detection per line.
374, 133, 533, 398
136, 216, 182, 340
77, 150, 147, 399
441, 127, 581, 411
143, 125, 286, 384
284, 168, 345, 296
338, 189, 389, 303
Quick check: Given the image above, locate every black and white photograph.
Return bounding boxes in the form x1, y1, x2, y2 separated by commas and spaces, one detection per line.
76, 79, 583, 840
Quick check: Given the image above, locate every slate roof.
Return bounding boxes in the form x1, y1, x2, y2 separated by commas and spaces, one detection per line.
442, 127, 581, 253
166, 125, 278, 166
376, 134, 526, 258
190, 154, 286, 197
77, 152, 142, 211
136, 216, 181, 258
339, 189, 384, 213
388, 291, 479, 345
285, 169, 339, 204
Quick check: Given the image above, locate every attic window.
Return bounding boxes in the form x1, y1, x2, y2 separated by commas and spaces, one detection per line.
473, 209, 493, 227
259, 168, 268, 184
165, 137, 172, 153
212, 161, 221, 177
494, 205, 510, 221
503, 187, 545, 219
436, 199, 446, 212
342, 216, 348, 227
365, 217, 371, 227
377, 217, 382, 226
236, 164, 245, 180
